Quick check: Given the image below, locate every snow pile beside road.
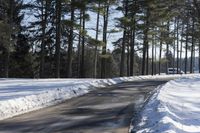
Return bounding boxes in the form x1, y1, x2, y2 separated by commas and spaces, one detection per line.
131, 75, 200, 133
0, 74, 198, 120
0, 79, 95, 120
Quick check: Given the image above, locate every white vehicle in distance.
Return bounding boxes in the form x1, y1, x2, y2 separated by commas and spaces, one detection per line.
168, 68, 184, 74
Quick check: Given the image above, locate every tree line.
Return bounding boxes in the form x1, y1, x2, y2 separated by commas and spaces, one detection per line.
0, 0, 200, 78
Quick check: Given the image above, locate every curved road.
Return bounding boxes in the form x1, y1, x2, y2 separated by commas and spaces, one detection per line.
0, 80, 168, 133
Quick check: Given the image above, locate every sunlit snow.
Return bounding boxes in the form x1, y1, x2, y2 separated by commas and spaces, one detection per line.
0, 74, 198, 123
131, 75, 200, 133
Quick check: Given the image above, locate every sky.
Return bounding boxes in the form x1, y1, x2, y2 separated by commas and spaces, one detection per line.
86, 6, 123, 51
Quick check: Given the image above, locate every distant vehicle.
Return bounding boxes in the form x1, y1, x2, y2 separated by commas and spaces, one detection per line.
168, 68, 184, 74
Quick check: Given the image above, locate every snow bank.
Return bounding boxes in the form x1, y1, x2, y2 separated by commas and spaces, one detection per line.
0, 74, 198, 120
130, 75, 200, 133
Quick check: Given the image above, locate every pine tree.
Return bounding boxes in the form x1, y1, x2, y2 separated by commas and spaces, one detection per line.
66, 0, 75, 78
101, 1, 109, 78
55, 0, 61, 78
119, 0, 128, 77
0, 0, 24, 78
27, 0, 56, 78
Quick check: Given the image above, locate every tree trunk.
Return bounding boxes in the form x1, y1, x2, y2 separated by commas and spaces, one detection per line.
94, 1, 100, 78
185, 20, 189, 74
66, 1, 74, 78
193, 0, 200, 73
130, 18, 135, 76
146, 41, 149, 75
120, 30, 127, 76
151, 35, 154, 76
142, 8, 149, 75
5, 0, 12, 78
127, 43, 130, 76
173, 19, 176, 74
120, 0, 128, 77
77, 11, 82, 77
166, 21, 170, 74
173, 18, 176, 74
40, 0, 47, 78
101, 3, 109, 78
5, 0, 15, 78
154, 37, 157, 74
4, 50, 10, 78
80, 10, 86, 78
55, 0, 61, 78
159, 38, 162, 75
176, 19, 179, 74
180, 24, 184, 71
199, 39, 200, 73
190, 18, 195, 73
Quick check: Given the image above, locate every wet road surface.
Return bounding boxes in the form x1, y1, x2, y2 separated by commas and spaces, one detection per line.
0, 80, 168, 133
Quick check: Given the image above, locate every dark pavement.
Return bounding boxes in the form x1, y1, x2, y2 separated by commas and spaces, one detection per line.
0, 80, 168, 133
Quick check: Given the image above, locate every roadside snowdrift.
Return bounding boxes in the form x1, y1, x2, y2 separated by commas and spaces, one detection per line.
131, 75, 200, 133
0, 74, 197, 120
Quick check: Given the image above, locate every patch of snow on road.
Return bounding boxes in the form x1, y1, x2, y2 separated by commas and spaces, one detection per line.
130, 75, 200, 133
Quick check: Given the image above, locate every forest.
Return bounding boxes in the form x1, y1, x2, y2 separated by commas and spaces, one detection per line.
0, 0, 200, 78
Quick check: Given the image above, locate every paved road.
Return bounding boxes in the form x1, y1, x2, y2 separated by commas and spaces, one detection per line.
0, 80, 168, 133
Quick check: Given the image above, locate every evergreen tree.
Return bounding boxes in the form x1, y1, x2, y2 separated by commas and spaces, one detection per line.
0, 0, 25, 78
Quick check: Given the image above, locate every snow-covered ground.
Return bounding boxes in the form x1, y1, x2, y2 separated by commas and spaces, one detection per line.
0, 74, 198, 121
130, 75, 200, 133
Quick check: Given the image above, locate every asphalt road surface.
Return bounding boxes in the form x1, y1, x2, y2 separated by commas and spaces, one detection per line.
0, 80, 168, 133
